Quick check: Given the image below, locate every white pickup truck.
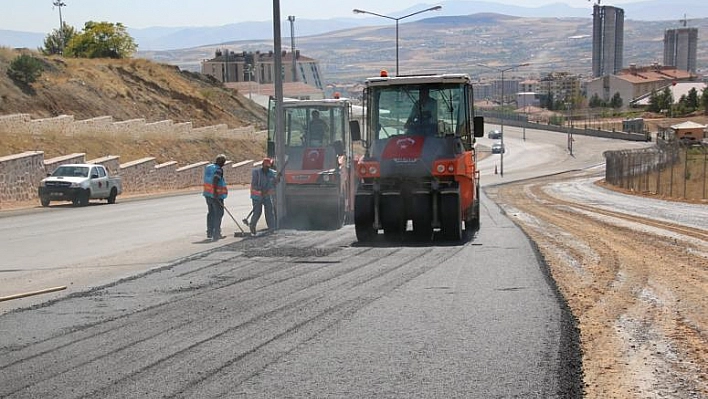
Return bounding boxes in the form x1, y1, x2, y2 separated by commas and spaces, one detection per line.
38, 164, 122, 207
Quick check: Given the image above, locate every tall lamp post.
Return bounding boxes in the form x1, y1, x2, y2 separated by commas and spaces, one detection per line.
53, 1, 66, 54
287, 15, 297, 82
273, 0, 285, 227
565, 100, 574, 156
477, 62, 529, 177
353, 5, 442, 76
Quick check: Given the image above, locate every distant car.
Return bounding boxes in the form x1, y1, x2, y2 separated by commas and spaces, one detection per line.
487, 129, 502, 139
491, 142, 505, 154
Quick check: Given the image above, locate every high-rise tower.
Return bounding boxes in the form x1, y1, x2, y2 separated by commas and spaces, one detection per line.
664, 27, 698, 73
592, 5, 624, 78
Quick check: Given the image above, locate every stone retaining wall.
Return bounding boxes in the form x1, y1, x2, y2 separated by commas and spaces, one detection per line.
0, 113, 257, 139
88, 156, 121, 176
45, 153, 86, 173
0, 113, 262, 208
120, 157, 158, 194
176, 162, 210, 189
0, 151, 256, 209
0, 151, 45, 204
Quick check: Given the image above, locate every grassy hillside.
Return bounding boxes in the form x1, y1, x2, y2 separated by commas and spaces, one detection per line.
0, 47, 268, 164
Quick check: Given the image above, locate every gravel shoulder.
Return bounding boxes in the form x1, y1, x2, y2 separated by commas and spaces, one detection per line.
486, 170, 708, 398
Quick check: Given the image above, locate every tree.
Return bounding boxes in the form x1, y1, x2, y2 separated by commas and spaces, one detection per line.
7, 54, 44, 85
64, 21, 137, 59
610, 92, 623, 109
660, 87, 674, 114
686, 87, 699, 111
702, 87, 708, 115
589, 93, 605, 108
647, 90, 660, 113
649, 87, 674, 114
41, 22, 77, 55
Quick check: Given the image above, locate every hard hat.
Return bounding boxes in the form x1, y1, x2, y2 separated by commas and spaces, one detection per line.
215, 154, 226, 165
262, 158, 273, 166
380, 69, 389, 77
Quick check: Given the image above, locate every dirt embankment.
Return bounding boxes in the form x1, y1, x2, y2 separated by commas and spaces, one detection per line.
0, 48, 266, 129
0, 48, 269, 166
487, 172, 708, 399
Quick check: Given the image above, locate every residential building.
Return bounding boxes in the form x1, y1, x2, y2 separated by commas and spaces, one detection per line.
473, 79, 522, 105
516, 92, 541, 109
592, 5, 624, 78
201, 49, 324, 90
586, 64, 694, 108
225, 81, 325, 102
538, 72, 583, 105
663, 27, 699, 73
519, 79, 540, 94
473, 82, 494, 103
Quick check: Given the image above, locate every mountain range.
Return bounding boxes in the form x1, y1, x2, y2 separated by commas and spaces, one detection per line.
134, 13, 708, 85
2, 1, 707, 51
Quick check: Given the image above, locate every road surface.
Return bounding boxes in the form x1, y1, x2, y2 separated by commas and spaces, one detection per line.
0, 125, 653, 397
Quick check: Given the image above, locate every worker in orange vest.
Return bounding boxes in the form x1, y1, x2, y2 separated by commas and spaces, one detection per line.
203, 154, 228, 241
249, 158, 279, 235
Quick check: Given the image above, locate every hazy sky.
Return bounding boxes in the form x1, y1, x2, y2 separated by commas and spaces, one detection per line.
4, 0, 651, 33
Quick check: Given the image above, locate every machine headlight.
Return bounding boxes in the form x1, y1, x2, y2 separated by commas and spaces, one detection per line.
447, 164, 455, 173
323, 174, 330, 182
368, 166, 378, 175
436, 164, 445, 173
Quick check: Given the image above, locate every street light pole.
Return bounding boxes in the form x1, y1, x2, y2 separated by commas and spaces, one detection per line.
287, 15, 297, 82
566, 101, 574, 156
53, 1, 66, 54
353, 5, 442, 76
477, 63, 529, 177
273, 0, 285, 228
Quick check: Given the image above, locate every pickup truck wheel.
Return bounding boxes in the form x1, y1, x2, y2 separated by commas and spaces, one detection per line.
40, 196, 50, 207
79, 189, 90, 207
107, 187, 117, 204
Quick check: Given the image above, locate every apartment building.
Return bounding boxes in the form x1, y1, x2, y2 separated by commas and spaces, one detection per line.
538, 72, 583, 105
201, 49, 324, 90
664, 27, 699, 73
592, 5, 625, 78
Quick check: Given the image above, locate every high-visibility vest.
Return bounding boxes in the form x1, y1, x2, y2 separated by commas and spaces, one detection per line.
203, 164, 228, 199
250, 168, 277, 200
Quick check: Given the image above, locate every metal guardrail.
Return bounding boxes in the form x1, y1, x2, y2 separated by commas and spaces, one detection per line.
476, 110, 650, 142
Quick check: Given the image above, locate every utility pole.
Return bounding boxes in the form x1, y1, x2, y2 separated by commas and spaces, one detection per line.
287, 15, 297, 82
273, 1, 285, 227
53, 1, 66, 54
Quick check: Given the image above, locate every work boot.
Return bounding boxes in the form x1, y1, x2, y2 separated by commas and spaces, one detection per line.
249, 224, 256, 236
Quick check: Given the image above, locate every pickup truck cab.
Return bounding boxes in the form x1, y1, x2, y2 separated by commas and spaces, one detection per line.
38, 163, 122, 207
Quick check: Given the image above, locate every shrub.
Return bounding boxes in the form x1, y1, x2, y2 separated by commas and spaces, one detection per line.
7, 54, 44, 85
